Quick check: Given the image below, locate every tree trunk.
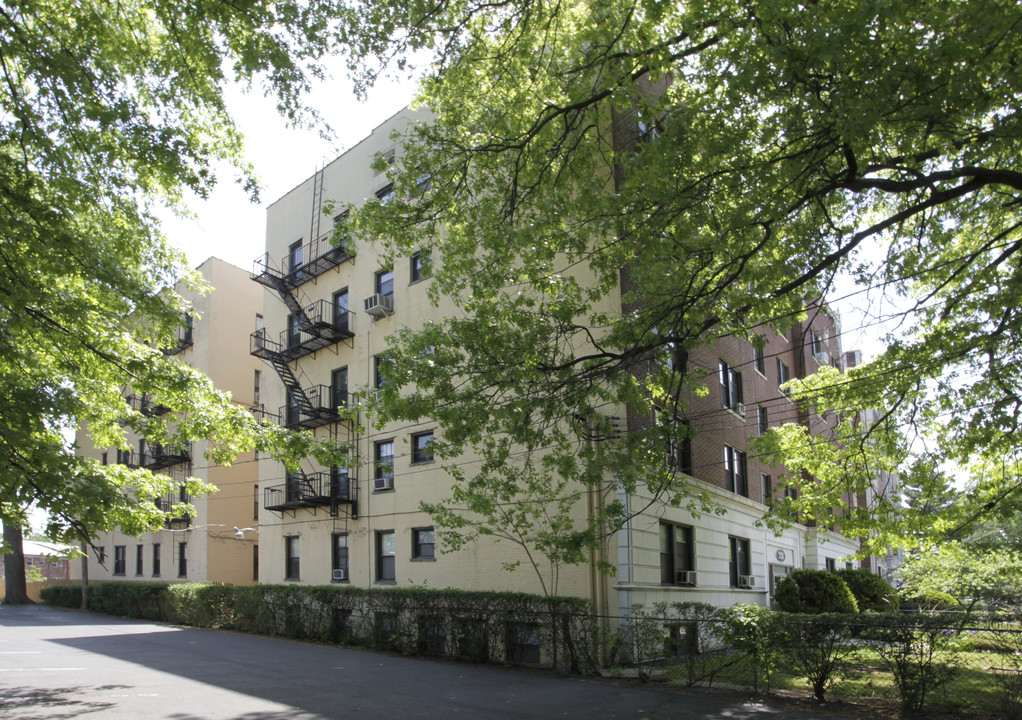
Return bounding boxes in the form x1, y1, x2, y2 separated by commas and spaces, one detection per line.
80, 541, 89, 610
2, 521, 32, 605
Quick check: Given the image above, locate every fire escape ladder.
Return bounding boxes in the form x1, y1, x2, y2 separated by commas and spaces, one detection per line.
265, 273, 313, 328
309, 164, 325, 261
267, 351, 315, 416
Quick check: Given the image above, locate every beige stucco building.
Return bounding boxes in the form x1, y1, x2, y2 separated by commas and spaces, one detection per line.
76, 257, 263, 586
253, 108, 884, 613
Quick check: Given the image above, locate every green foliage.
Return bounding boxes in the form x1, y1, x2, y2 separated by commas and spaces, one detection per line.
333, 0, 1022, 561
773, 613, 858, 703
837, 569, 899, 613
776, 570, 859, 614
715, 603, 782, 692
858, 613, 967, 713
42, 582, 593, 670
0, 0, 353, 549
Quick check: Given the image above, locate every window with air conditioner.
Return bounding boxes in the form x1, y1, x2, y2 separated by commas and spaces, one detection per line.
332, 533, 349, 581
729, 536, 751, 588
659, 522, 694, 586
374, 439, 394, 491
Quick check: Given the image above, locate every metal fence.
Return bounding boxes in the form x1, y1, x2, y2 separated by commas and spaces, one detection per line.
590, 611, 1022, 716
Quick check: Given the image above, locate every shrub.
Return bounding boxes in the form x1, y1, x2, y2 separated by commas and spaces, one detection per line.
776, 570, 858, 614
715, 603, 782, 692
836, 568, 899, 612
774, 613, 857, 702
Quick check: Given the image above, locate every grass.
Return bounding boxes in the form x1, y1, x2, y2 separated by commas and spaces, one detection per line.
626, 640, 1013, 713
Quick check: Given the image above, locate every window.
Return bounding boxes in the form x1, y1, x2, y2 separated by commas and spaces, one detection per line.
375, 268, 394, 299
376, 530, 396, 581
376, 150, 396, 173
113, 546, 126, 575
762, 473, 773, 506
729, 536, 751, 587
777, 358, 791, 395
117, 448, 130, 465
758, 404, 768, 435
825, 557, 837, 572
719, 359, 743, 411
135, 544, 143, 576
253, 545, 259, 582
253, 484, 259, 521
413, 528, 435, 560
724, 444, 748, 496
178, 542, 187, 578
332, 212, 350, 252
411, 431, 434, 464
101, 452, 107, 465
410, 250, 431, 282
374, 440, 394, 490
753, 345, 766, 375
289, 240, 304, 275
332, 367, 348, 409
286, 314, 301, 348
152, 544, 161, 577
374, 354, 390, 389
332, 533, 350, 580
253, 369, 261, 406
375, 183, 394, 204
811, 329, 829, 363
331, 465, 350, 501
333, 289, 349, 332
659, 523, 694, 585
665, 417, 693, 475
285, 536, 300, 580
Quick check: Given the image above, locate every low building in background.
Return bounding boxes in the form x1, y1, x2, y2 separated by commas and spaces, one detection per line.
76, 257, 263, 586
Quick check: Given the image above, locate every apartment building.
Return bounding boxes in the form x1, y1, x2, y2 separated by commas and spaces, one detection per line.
76, 257, 263, 586
254, 108, 877, 611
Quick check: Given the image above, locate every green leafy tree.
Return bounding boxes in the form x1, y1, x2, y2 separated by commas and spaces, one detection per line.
339, 0, 1022, 565
836, 568, 898, 613
0, 0, 353, 597
775, 569, 859, 614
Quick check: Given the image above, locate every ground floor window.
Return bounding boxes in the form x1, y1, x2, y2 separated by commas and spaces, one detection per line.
332, 534, 349, 581
659, 523, 694, 585
285, 536, 300, 580
729, 536, 751, 588
376, 530, 395, 582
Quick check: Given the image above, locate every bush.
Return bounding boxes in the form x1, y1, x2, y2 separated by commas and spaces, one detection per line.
39, 581, 594, 671
836, 568, 899, 612
776, 570, 858, 614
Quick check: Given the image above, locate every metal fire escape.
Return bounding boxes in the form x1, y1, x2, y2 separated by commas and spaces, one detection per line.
251, 164, 359, 519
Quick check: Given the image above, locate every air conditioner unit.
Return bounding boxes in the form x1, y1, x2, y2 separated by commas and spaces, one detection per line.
332, 569, 346, 581
363, 293, 394, 318
814, 350, 830, 365
676, 570, 696, 586
738, 575, 757, 589
734, 402, 746, 416
374, 476, 394, 492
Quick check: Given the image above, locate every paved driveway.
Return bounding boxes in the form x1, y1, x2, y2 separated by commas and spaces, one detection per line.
0, 605, 862, 719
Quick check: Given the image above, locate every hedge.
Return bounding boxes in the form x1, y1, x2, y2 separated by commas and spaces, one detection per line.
775, 569, 858, 614
41, 583, 594, 670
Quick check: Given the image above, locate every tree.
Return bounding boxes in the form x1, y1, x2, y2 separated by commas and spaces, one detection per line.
335, 0, 1022, 561
0, 0, 352, 573
1, 520, 30, 604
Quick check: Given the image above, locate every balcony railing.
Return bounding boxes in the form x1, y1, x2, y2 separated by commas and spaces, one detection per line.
163, 316, 194, 355
264, 471, 358, 513
252, 234, 354, 291
250, 304, 354, 363
279, 386, 346, 429
155, 490, 192, 528
126, 394, 169, 417
141, 445, 191, 470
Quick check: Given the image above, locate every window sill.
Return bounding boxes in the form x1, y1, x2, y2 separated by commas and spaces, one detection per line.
284, 577, 301, 582
374, 580, 396, 585
373, 487, 395, 494
409, 459, 435, 467
411, 557, 436, 562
